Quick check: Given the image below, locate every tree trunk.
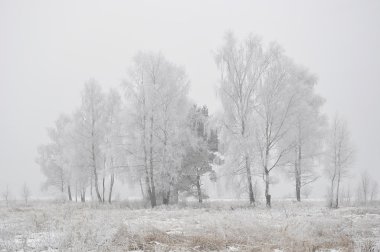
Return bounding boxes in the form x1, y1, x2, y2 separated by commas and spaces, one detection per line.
162, 190, 170, 205
241, 120, 255, 205
295, 158, 301, 202
265, 169, 271, 208
81, 188, 86, 202
68, 185, 72, 201
139, 178, 145, 199
143, 146, 152, 202
295, 144, 302, 202
90, 174, 93, 201
296, 176, 301, 202
245, 154, 255, 204
335, 171, 341, 208
108, 173, 114, 203
102, 177, 105, 203
196, 172, 203, 203
149, 115, 157, 208
329, 178, 335, 208
92, 143, 102, 202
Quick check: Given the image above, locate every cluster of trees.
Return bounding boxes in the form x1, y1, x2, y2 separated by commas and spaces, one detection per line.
216, 33, 328, 207
35, 32, 374, 208
36, 53, 218, 206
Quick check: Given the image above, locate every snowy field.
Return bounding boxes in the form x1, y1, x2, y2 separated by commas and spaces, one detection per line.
0, 200, 379, 251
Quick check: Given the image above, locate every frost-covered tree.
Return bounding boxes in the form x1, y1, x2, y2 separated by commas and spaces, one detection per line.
282, 67, 327, 202
123, 52, 190, 207
254, 47, 301, 208
360, 171, 370, 204
358, 171, 378, 204
22, 183, 30, 206
74, 80, 106, 202
36, 114, 73, 200
215, 32, 270, 204
2, 185, 10, 207
370, 181, 378, 202
100, 89, 123, 203
179, 105, 215, 203
325, 115, 354, 208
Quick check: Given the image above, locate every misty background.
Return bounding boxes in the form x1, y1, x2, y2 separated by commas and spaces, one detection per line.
0, 0, 379, 199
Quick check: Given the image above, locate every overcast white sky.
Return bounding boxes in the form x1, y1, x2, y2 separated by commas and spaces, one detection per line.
1, 0, 379, 199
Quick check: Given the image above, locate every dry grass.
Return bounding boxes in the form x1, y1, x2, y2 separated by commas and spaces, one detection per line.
0, 200, 379, 251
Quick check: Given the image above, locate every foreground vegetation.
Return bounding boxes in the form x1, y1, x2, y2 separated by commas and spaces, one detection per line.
0, 200, 379, 251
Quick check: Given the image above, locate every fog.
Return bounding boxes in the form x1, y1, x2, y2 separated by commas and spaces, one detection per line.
1, 0, 379, 199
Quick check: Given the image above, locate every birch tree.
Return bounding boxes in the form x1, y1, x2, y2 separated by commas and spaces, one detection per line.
100, 89, 123, 203
283, 67, 326, 201
254, 47, 299, 208
123, 52, 189, 207
215, 32, 269, 204
75, 80, 106, 202
325, 115, 354, 208
36, 114, 73, 200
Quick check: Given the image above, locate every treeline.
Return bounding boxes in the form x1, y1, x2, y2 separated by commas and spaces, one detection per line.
36, 32, 375, 208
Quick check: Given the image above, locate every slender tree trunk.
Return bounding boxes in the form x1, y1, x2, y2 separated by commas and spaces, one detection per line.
294, 155, 301, 202
196, 172, 203, 203
142, 112, 153, 204
102, 177, 105, 203
90, 174, 93, 201
144, 153, 152, 202
265, 168, 271, 208
242, 119, 254, 205
296, 175, 301, 202
295, 145, 302, 202
139, 178, 145, 199
108, 173, 114, 203
245, 154, 255, 204
149, 115, 157, 207
81, 188, 86, 202
92, 143, 102, 202
75, 183, 78, 202
68, 185, 72, 201
264, 145, 271, 208
329, 177, 335, 208
335, 170, 341, 208
161, 131, 170, 206
162, 190, 170, 205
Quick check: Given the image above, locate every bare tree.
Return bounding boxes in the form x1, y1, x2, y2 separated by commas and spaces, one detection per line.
360, 171, 370, 205
2, 185, 10, 207
358, 171, 379, 204
340, 185, 352, 206
324, 115, 354, 208
215, 32, 270, 205
123, 52, 190, 207
74, 80, 106, 203
22, 183, 30, 206
284, 69, 326, 202
370, 181, 378, 202
254, 47, 301, 208
36, 114, 72, 201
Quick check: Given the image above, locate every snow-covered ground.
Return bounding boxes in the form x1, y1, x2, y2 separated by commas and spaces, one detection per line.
0, 200, 379, 251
